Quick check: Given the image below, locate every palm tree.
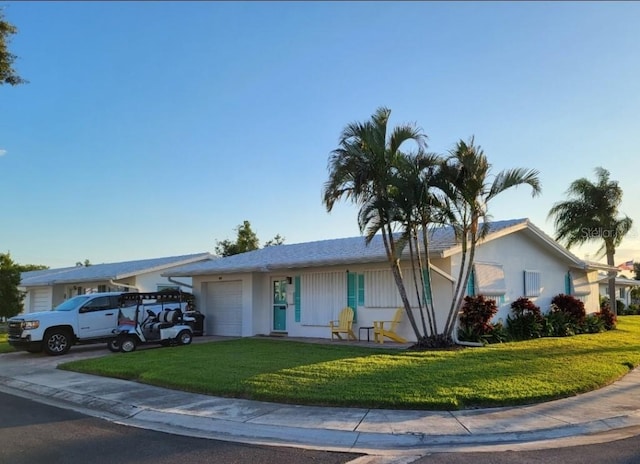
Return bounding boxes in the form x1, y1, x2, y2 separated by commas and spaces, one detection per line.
323, 107, 430, 340
548, 167, 633, 313
440, 138, 542, 337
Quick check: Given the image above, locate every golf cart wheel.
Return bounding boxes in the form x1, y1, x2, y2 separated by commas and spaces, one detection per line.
43, 328, 72, 356
177, 329, 192, 346
107, 338, 121, 353
119, 335, 138, 353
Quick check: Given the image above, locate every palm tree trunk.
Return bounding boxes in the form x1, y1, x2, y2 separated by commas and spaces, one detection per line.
606, 243, 617, 315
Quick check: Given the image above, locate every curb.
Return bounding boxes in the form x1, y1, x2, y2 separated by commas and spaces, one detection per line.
3, 374, 640, 454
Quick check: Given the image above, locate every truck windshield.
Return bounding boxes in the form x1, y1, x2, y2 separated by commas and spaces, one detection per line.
53, 296, 91, 312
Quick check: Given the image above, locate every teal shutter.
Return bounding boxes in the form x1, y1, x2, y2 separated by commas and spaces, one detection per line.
422, 269, 433, 304
357, 274, 365, 306
294, 276, 301, 322
347, 272, 358, 322
466, 269, 476, 296
564, 272, 571, 294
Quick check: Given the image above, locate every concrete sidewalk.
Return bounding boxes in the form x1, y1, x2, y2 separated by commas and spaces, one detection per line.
2, 345, 640, 456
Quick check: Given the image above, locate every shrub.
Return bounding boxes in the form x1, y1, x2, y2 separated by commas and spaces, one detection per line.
484, 321, 509, 344
458, 295, 498, 343
583, 314, 605, 333
597, 300, 618, 330
616, 299, 626, 315
551, 294, 586, 325
506, 297, 543, 340
543, 305, 576, 337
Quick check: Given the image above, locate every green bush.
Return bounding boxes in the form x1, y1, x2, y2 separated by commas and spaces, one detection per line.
583, 314, 606, 333
543, 306, 577, 337
507, 297, 543, 340
483, 321, 509, 344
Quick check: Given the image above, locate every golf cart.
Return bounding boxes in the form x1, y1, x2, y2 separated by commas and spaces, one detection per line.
110, 290, 195, 353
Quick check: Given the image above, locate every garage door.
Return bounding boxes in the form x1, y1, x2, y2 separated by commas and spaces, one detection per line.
204, 281, 242, 336
30, 288, 52, 313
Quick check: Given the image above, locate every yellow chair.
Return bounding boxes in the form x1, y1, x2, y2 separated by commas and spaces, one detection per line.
373, 308, 408, 344
329, 307, 357, 341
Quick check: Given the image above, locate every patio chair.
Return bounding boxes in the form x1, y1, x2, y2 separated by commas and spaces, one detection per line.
329, 306, 357, 341
373, 308, 408, 344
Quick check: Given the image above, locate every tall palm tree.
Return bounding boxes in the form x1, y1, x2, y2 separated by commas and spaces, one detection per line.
548, 167, 633, 312
323, 107, 429, 340
441, 138, 542, 337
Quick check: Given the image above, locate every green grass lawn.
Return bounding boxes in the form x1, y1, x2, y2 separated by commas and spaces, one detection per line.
0, 322, 12, 353
58, 316, 640, 410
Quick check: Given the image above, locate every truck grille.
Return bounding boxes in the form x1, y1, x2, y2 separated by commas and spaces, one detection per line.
8, 320, 24, 337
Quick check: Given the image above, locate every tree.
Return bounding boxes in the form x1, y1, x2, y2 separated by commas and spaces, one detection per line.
548, 167, 633, 314
214, 220, 261, 257
17, 263, 48, 272
264, 234, 285, 247
0, 253, 25, 319
75, 259, 91, 267
323, 107, 434, 343
440, 138, 541, 338
634, 262, 640, 281
0, 10, 27, 86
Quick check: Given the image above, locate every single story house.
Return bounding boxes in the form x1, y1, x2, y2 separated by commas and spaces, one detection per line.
164, 219, 612, 342
597, 274, 639, 308
20, 253, 211, 313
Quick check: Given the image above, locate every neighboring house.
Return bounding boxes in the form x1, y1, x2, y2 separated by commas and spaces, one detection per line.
164, 219, 612, 342
19, 253, 211, 313
597, 274, 639, 308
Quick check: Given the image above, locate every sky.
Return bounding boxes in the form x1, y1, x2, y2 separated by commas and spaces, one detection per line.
1, 1, 639, 269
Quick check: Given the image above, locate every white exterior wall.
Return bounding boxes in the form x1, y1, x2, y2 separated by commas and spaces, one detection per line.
132, 271, 193, 293
192, 261, 455, 342
454, 231, 600, 324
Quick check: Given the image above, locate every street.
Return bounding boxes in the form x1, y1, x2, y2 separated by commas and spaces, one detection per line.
0, 391, 359, 464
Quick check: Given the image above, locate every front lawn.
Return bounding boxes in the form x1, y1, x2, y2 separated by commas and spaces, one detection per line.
59, 317, 640, 410
0, 323, 15, 354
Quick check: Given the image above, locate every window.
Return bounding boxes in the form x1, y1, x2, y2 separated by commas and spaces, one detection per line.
80, 296, 111, 313
569, 271, 591, 296
473, 262, 506, 296
524, 270, 541, 297
364, 268, 425, 308
300, 271, 347, 325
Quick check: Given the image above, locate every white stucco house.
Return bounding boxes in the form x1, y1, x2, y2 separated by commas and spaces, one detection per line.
597, 274, 639, 308
164, 219, 612, 342
20, 253, 211, 313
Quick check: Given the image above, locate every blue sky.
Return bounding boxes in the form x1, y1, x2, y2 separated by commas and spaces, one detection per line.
1, 1, 639, 269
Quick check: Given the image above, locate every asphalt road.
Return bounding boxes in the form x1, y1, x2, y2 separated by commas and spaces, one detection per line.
0, 391, 361, 464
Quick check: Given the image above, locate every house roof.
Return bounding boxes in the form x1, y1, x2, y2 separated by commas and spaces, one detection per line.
596, 274, 639, 287
166, 218, 598, 278
20, 253, 211, 287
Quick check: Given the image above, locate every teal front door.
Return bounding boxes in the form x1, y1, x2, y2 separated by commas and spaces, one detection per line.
273, 279, 287, 331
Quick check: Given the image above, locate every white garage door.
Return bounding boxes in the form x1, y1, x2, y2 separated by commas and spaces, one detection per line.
204, 281, 242, 336
30, 288, 52, 313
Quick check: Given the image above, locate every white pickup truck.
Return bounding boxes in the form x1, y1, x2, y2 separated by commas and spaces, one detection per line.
7, 292, 127, 356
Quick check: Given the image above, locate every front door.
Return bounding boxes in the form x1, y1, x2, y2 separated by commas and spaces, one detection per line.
272, 279, 287, 332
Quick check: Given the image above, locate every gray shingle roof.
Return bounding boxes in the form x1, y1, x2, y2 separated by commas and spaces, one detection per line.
20, 253, 211, 287
166, 219, 528, 277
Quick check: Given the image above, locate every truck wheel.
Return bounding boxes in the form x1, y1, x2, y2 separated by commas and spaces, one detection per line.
119, 335, 138, 353
177, 329, 192, 346
107, 338, 121, 353
43, 329, 72, 356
